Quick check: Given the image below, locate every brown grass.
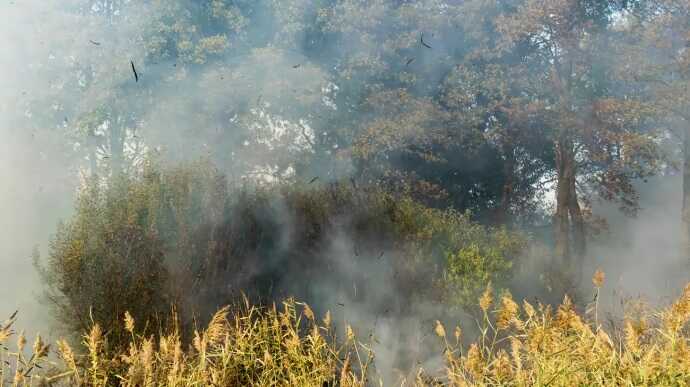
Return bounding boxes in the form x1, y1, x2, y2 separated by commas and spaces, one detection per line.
0, 298, 373, 386
2, 278, 689, 386
435, 278, 690, 386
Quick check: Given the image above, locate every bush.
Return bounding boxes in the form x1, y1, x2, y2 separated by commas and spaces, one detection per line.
37, 159, 524, 350
37, 174, 171, 350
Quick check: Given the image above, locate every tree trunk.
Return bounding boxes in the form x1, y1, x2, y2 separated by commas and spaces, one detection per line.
110, 120, 124, 175
554, 135, 584, 263
554, 138, 571, 262
497, 146, 515, 226
90, 148, 98, 176
568, 170, 586, 259
682, 124, 690, 258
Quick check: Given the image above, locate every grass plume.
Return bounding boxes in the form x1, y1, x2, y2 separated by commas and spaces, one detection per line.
1, 280, 689, 386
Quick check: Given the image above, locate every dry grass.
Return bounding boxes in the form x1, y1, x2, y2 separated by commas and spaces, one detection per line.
434, 277, 690, 386
2, 278, 689, 386
0, 298, 373, 386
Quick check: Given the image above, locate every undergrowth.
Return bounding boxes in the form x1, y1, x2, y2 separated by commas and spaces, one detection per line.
2, 277, 689, 386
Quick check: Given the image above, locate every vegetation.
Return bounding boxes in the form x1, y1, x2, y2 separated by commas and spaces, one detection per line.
438, 277, 690, 386
0, 299, 373, 386
36, 160, 524, 351
2, 277, 688, 386
23, 0, 676, 249
4, 0, 690, 384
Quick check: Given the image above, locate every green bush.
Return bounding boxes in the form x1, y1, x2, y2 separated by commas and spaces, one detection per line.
37, 159, 525, 349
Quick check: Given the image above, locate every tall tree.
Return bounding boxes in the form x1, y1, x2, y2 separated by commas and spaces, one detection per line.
497, 0, 665, 264
309, 0, 545, 219
439, 0, 555, 225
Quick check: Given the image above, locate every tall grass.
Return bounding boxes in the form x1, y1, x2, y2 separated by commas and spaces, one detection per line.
435, 276, 690, 386
2, 278, 689, 386
0, 298, 372, 386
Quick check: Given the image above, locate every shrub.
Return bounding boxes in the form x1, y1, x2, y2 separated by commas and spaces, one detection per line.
37, 174, 171, 351
36, 159, 524, 350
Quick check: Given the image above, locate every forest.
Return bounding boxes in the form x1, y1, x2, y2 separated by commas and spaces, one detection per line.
0, 0, 689, 385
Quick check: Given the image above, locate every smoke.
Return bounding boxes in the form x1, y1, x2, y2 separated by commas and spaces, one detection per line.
1, 0, 689, 383
161, 186, 474, 382
587, 174, 690, 312
0, 1, 81, 338
508, 173, 690, 314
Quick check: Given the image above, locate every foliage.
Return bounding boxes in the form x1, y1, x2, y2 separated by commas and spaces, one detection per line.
13, 1, 690, 383
37, 173, 172, 350
20, 0, 675, 232
444, 228, 525, 305
37, 160, 524, 351
621, 0, 690, 249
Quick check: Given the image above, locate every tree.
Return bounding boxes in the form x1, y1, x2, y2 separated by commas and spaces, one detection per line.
438, 0, 556, 225
37, 173, 171, 346
27, 0, 331, 183
307, 0, 544, 221
496, 0, 665, 264
21, 0, 549, 221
